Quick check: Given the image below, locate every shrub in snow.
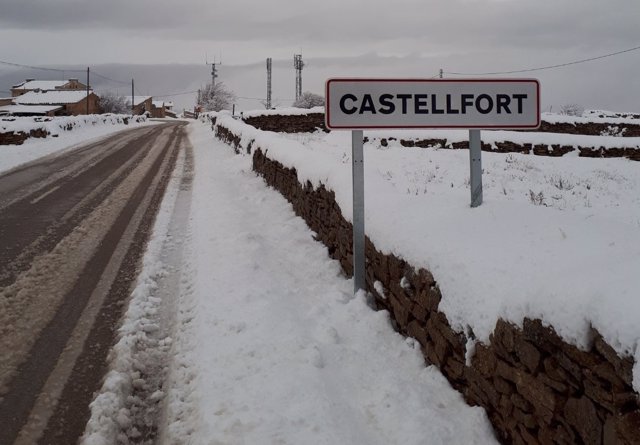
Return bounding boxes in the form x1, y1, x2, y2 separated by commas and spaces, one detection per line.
292, 92, 325, 109
559, 103, 585, 117
99, 91, 130, 114
199, 82, 236, 112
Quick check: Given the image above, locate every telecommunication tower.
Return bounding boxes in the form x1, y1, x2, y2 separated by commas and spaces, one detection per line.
266, 58, 273, 109
293, 54, 304, 101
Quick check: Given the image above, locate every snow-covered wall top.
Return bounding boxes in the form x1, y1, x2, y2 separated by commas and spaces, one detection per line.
1, 114, 147, 136
240, 106, 324, 119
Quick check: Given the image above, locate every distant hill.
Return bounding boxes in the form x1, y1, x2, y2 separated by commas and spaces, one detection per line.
2, 54, 639, 114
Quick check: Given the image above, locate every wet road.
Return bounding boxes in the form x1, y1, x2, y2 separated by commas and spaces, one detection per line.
0, 121, 188, 444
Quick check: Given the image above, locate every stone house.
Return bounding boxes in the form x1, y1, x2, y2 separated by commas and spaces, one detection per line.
14, 90, 100, 115
151, 100, 166, 118
0, 105, 62, 117
124, 96, 153, 115
11, 78, 88, 97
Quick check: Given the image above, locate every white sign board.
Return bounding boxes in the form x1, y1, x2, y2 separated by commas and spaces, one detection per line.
325, 78, 540, 129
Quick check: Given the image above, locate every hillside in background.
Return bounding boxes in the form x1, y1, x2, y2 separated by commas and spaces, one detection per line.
2, 53, 639, 115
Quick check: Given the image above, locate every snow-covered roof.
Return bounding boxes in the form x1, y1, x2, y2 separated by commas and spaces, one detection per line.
152, 100, 164, 108
12, 80, 69, 90
124, 96, 152, 106
0, 104, 62, 115
14, 90, 93, 105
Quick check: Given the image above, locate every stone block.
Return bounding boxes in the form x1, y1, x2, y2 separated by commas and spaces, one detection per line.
515, 338, 541, 373
407, 320, 429, 347
472, 343, 497, 376
564, 396, 602, 445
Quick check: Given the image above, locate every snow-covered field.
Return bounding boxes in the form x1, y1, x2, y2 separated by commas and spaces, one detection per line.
0, 114, 154, 174
210, 112, 640, 391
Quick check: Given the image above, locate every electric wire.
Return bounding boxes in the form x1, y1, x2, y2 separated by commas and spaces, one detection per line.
0, 59, 85, 73
444, 45, 640, 76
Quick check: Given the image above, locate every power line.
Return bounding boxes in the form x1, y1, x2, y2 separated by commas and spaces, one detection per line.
155, 90, 199, 98
90, 70, 130, 85
445, 44, 640, 76
0, 59, 85, 73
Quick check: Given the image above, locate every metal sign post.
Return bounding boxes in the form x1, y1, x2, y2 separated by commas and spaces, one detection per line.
469, 129, 483, 207
325, 78, 540, 292
352, 130, 366, 293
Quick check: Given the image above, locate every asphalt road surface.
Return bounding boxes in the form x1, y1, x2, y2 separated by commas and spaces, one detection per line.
0, 121, 189, 444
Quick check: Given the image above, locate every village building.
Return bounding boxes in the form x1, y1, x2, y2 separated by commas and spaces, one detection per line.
124, 96, 153, 115
0, 104, 62, 117
150, 100, 177, 118
13, 90, 100, 115
11, 78, 87, 97
151, 100, 167, 118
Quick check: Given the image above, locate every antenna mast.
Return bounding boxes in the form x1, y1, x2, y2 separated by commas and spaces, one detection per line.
293, 54, 304, 101
206, 54, 221, 86
266, 58, 273, 109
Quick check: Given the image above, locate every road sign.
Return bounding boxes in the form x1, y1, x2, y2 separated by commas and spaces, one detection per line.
325, 78, 540, 129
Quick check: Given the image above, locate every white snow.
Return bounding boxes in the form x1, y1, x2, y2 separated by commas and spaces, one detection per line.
10, 109, 638, 442
210, 113, 640, 393
14, 89, 94, 105
0, 105, 63, 114
0, 114, 154, 175
158, 122, 497, 444
11, 80, 71, 91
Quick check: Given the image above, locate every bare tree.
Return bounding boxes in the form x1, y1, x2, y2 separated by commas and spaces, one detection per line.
292, 91, 325, 109
99, 91, 129, 114
200, 82, 236, 112
559, 104, 584, 117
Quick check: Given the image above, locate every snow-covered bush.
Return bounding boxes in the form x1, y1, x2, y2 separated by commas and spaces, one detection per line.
292, 92, 325, 109
200, 82, 236, 112
99, 91, 129, 114
559, 103, 585, 117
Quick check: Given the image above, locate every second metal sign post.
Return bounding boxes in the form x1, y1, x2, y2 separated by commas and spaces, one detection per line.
325, 78, 541, 292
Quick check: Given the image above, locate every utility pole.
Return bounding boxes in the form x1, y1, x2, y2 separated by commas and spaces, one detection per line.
293, 54, 304, 101
86, 67, 90, 115
266, 58, 272, 109
206, 56, 221, 87
131, 79, 135, 114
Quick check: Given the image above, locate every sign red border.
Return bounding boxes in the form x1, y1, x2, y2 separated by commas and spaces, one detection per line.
325, 78, 541, 130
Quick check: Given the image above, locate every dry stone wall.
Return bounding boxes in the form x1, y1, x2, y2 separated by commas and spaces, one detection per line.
241, 112, 640, 161
383, 137, 640, 162
0, 115, 142, 146
0, 128, 49, 145
242, 111, 640, 138
242, 112, 327, 133
213, 121, 640, 444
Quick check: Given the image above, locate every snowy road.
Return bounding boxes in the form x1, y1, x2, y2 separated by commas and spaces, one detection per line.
145, 123, 498, 444
0, 121, 188, 445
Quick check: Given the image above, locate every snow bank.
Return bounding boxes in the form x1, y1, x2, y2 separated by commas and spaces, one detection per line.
161, 122, 497, 444
0, 114, 155, 175
0, 114, 147, 137
82, 148, 186, 445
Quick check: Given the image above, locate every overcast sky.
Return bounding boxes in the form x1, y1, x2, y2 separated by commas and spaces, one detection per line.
0, 0, 638, 111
